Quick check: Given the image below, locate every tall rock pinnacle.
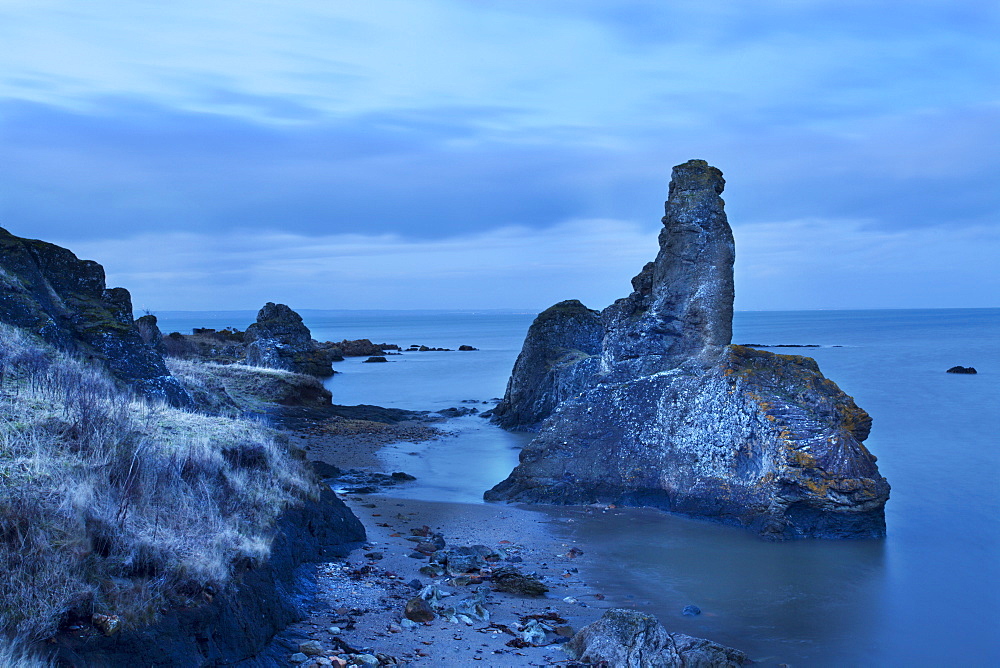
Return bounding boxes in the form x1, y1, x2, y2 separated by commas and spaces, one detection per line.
602, 159, 735, 377
487, 160, 889, 539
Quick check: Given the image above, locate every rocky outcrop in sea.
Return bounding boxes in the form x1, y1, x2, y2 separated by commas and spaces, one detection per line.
245, 302, 340, 376
0, 227, 190, 406
487, 160, 890, 539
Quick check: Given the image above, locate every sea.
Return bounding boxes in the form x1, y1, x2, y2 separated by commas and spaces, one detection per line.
156, 307, 1000, 667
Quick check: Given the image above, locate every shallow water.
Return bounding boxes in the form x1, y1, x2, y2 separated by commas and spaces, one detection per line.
156, 308, 1000, 666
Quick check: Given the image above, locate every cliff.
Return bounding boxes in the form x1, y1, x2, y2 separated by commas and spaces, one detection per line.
0, 227, 189, 406
487, 160, 889, 539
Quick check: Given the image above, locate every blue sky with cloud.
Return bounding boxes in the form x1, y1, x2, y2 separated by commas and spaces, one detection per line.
2, 0, 998, 310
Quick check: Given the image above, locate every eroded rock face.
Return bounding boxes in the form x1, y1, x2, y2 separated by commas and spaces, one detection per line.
602, 160, 734, 379
244, 302, 337, 376
486, 161, 889, 539
0, 228, 190, 406
564, 608, 750, 667
491, 300, 603, 431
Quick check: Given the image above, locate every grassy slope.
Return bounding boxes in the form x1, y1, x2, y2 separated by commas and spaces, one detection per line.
0, 323, 312, 643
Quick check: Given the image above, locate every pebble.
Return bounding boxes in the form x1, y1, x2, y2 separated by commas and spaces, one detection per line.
327, 626, 342, 634
299, 640, 324, 656
288, 652, 308, 663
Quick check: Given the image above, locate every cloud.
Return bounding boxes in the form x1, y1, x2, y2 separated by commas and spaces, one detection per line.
734, 218, 1000, 309
52, 216, 1000, 313
57, 219, 659, 311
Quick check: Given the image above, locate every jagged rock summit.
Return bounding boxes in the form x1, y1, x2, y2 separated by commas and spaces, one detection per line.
486, 160, 889, 539
0, 227, 190, 406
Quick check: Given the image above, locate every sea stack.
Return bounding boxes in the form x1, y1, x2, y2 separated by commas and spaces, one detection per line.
486, 160, 890, 539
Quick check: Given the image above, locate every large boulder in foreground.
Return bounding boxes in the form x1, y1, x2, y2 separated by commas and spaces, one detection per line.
487, 160, 889, 539
491, 299, 603, 431
564, 608, 750, 667
244, 302, 337, 376
0, 227, 190, 406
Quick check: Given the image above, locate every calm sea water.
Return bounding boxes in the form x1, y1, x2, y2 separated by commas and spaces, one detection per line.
156, 308, 1000, 666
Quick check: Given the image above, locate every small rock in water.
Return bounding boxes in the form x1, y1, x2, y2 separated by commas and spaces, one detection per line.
362, 356, 388, 363
946, 365, 977, 374
682, 605, 702, 616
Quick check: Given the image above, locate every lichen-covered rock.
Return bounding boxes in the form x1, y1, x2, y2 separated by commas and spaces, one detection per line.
244, 302, 337, 376
0, 227, 190, 406
563, 608, 750, 667
486, 161, 889, 539
491, 300, 602, 431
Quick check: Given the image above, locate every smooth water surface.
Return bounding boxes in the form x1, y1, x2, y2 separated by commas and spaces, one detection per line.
156, 308, 1000, 666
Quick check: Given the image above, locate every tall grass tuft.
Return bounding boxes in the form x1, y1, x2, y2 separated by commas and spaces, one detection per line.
0, 323, 311, 644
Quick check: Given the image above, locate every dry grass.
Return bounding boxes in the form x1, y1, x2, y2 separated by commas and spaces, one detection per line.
0, 323, 312, 645
165, 358, 331, 414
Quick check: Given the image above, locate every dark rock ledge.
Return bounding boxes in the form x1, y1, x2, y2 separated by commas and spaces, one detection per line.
48, 488, 365, 667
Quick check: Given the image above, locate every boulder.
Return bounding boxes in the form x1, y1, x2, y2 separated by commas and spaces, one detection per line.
486, 161, 889, 539
563, 608, 750, 667
244, 303, 336, 376
0, 228, 190, 406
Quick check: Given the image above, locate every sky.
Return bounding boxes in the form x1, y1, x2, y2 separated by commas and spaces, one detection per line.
1, 0, 998, 312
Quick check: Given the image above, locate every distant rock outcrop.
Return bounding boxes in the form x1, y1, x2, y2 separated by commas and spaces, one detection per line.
244, 302, 337, 376
487, 160, 889, 539
564, 608, 750, 667
946, 365, 977, 374
0, 227, 190, 406
134, 313, 166, 356
491, 300, 602, 431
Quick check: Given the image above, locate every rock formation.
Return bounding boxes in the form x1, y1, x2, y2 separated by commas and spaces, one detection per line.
0, 227, 190, 406
491, 300, 602, 431
244, 302, 338, 376
564, 608, 750, 667
487, 160, 889, 539
134, 313, 167, 356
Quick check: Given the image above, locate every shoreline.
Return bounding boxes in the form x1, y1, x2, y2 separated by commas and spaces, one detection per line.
288, 418, 619, 666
